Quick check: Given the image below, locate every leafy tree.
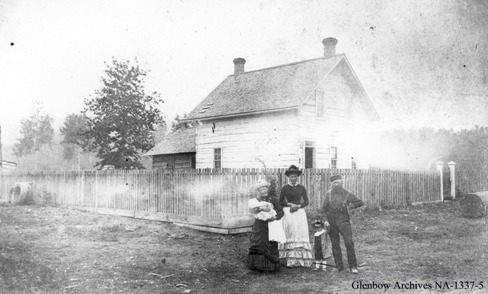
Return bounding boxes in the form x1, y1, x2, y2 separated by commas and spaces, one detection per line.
60, 113, 88, 168
449, 125, 488, 172
82, 58, 164, 169
60, 114, 87, 146
13, 103, 54, 169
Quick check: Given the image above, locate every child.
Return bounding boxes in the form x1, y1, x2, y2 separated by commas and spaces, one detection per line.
311, 218, 332, 271
248, 197, 286, 243
248, 198, 277, 221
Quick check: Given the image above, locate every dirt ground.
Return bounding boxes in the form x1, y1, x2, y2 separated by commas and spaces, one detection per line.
1, 201, 487, 294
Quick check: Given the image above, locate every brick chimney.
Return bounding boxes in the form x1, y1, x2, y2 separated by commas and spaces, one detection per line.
233, 57, 246, 75
322, 37, 338, 58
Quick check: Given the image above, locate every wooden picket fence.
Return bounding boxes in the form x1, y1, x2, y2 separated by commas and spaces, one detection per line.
0, 168, 441, 234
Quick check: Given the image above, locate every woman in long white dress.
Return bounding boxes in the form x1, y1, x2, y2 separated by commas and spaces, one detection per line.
278, 165, 313, 267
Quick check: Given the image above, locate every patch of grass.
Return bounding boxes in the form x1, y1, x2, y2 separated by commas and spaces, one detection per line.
1, 202, 487, 293
99, 222, 127, 233
0, 243, 63, 292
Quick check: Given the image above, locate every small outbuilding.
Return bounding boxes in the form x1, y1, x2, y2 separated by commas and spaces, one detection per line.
146, 127, 196, 169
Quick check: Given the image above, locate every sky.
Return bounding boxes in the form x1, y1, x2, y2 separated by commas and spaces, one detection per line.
1, 0, 487, 153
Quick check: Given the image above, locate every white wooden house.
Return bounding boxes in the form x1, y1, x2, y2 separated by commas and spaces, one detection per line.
148, 38, 379, 169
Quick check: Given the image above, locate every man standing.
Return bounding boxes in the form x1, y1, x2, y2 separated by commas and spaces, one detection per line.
320, 174, 364, 274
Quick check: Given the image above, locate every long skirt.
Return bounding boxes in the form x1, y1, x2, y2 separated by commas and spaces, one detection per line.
247, 241, 281, 272
247, 219, 281, 272
278, 207, 313, 267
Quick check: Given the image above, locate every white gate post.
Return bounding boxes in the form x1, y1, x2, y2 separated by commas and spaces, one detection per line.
436, 161, 444, 202
448, 161, 456, 200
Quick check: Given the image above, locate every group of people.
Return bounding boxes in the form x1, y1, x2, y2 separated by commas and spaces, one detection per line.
247, 165, 364, 274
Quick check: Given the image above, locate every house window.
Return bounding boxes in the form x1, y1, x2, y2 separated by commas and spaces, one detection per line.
330, 146, 338, 169
214, 148, 222, 169
316, 90, 326, 119
304, 141, 315, 168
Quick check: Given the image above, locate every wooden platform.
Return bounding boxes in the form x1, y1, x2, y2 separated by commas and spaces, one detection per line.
71, 206, 253, 234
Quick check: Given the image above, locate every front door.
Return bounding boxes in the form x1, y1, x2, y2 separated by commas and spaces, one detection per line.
305, 147, 314, 168
304, 140, 315, 168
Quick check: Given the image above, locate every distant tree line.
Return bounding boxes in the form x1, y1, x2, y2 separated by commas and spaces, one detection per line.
13, 102, 55, 170
369, 126, 488, 172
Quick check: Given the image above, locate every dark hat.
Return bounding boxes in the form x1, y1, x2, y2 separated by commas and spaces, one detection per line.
329, 174, 342, 182
312, 219, 324, 228
285, 165, 302, 177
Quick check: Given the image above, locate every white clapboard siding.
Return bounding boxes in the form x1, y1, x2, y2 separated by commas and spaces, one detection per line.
296, 66, 357, 168
196, 112, 300, 168
192, 61, 374, 170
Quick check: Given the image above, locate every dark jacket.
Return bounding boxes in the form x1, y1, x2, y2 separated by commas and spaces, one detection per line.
279, 184, 309, 208
320, 188, 363, 222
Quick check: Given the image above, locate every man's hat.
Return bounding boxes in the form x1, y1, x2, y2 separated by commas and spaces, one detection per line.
330, 174, 342, 182
312, 219, 325, 228
285, 165, 302, 177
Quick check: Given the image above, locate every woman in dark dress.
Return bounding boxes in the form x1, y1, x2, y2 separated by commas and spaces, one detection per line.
247, 179, 284, 273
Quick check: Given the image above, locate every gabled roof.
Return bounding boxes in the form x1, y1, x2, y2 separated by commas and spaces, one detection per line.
145, 127, 196, 156
184, 54, 378, 121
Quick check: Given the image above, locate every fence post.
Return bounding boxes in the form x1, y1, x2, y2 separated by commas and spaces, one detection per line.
448, 161, 456, 200
436, 161, 444, 202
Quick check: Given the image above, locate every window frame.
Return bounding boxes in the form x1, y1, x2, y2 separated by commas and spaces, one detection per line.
315, 90, 326, 119
330, 146, 338, 169
214, 148, 222, 169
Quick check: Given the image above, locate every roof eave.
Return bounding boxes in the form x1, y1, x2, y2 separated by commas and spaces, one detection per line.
181, 106, 299, 122
145, 150, 196, 156
297, 54, 345, 109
